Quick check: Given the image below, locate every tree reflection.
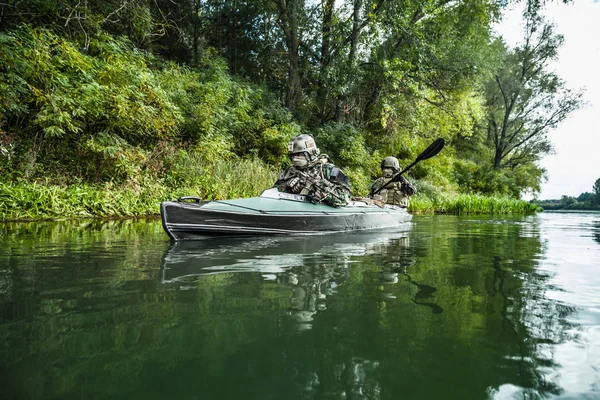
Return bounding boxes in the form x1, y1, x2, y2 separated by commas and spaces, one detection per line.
593, 219, 600, 244
373, 236, 443, 314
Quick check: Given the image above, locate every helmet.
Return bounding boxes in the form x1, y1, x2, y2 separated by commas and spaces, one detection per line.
381, 156, 400, 172
288, 134, 320, 162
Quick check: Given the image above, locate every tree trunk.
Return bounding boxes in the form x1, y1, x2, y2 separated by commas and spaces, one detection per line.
348, 0, 361, 70
316, 0, 335, 121
276, 0, 301, 112
230, 0, 238, 73
193, 0, 201, 64
336, 0, 362, 123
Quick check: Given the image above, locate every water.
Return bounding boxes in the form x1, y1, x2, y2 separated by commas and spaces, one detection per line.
1, 212, 599, 399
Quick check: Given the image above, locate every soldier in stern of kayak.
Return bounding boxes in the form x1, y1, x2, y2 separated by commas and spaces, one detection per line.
274, 134, 351, 207
369, 156, 415, 208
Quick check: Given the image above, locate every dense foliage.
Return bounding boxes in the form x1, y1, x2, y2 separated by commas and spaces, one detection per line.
0, 0, 579, 218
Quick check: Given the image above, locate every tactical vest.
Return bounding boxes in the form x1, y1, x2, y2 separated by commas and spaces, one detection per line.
376, 180, 410, 207
275, 159, 351, 207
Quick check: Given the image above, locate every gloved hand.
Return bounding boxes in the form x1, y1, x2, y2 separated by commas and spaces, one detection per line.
288, 176, 303, 193
309, 180, 335, 203
311, 189, 327, 203
400, 178, 415, 196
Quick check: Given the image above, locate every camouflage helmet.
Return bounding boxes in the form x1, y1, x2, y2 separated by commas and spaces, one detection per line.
381, 156, 400, 172
288, 134, 320, 162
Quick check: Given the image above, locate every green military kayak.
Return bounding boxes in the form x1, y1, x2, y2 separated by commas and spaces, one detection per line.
160, 188, 412, 240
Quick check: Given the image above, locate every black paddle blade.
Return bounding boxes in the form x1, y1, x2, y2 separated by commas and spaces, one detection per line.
394, 138, 445, 177
416, 138, 445, 162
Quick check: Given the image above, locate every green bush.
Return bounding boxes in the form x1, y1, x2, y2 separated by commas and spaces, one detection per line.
0, 26, 296, 189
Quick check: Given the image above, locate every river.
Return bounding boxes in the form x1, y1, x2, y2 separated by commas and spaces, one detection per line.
1, 212, 599, 399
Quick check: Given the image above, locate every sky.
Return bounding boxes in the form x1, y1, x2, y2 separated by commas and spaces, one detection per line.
494, 0, 600, 200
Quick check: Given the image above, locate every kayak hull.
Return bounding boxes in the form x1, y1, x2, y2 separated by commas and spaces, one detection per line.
160, 188, 412, 240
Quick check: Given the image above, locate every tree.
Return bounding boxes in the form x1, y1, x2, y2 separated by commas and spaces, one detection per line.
593, 178, 600, 205
483, 11, 582, 173
577, 192, 594, 204
560, 195, 576, 207
593, 178, 600, 196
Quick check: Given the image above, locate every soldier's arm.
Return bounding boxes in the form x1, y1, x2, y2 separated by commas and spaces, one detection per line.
369, 178, 383, 197
303, 166, 351, 207
273, 169, 289, 191
330, 185, 351, 207
274, 168, 304, 193
309, 183, 350, 207
323, 166, 351, 206
399, 176, 416, 196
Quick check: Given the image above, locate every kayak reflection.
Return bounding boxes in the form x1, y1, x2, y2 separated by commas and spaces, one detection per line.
159, 224, 444, 329
160, 227, 416, 329
160, 228, 413, 284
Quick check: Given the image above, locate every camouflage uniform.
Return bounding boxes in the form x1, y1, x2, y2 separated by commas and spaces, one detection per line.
275, 155, 351, 207
370, 175, 415, 208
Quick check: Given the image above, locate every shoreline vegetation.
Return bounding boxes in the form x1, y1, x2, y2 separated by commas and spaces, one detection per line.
0, 179, 540, 222
0, 3, 578, 221
531, 187, 600, 211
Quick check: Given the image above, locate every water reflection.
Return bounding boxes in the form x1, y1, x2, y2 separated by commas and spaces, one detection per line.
160, 228, 413, 331
593, 219, 600, 244
1, 214, 599, 399
282, 262, 349, 331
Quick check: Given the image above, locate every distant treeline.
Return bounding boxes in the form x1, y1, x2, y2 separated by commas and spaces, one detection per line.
533, 179, 600, 210
0, 1, 579, 218
534, 195, 600, 211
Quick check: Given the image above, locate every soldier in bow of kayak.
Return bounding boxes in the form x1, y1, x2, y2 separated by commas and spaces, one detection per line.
274, 134, 351, 207
369, 156, 416, 208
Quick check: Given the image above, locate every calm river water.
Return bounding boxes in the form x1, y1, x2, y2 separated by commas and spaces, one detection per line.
1, 212, 599, 399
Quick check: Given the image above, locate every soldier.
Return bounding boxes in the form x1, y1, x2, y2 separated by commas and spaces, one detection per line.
369, 156, 415, 207
274, 134, 351, 207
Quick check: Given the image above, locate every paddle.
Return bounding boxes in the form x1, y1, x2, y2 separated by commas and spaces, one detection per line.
371, 138, 445, 196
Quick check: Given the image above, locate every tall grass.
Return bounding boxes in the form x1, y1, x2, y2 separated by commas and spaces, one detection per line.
409, 193, 541, 215
0, 158, 279, 221
199, 158, 279, 200
0, 181, 165, 220
1, 183, 541, 221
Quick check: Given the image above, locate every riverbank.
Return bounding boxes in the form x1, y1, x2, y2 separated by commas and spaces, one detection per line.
0, 23, 562, 220
534, 203, 600, 211
0, 180, 541, 221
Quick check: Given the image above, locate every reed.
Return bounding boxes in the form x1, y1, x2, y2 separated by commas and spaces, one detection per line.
201, 158, 279, 200
409, 193, 541, 214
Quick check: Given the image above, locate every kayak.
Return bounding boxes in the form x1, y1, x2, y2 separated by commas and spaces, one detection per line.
160, 188, 412, 240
